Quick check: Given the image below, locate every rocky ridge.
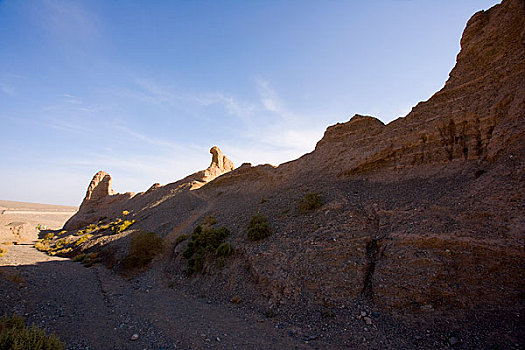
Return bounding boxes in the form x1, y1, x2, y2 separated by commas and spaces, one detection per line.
64, 146, 234, 231
45, 1, 524, 348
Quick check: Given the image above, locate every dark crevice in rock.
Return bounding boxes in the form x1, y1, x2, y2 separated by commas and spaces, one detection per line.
361, 239, 379, 302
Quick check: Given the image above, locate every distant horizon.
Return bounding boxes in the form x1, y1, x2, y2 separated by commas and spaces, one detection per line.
0, 0, 500, 206
0, 198, 78, 208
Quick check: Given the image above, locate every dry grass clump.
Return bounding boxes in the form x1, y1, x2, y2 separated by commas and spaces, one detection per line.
111, 220, 135, 234
75, 224, 98, 236
247, 214, 271, 241
72, 252, 99, 267
74, 218, 135, 237
0, 247, 6, 257
34, 240, 51, 253
121, 231, 163, 270
0, 271, 24, 285
43, 233, 55, 240
183, 221, 232, 275
74, 234, 93, 246
298, 192, 322, 213
72, 254, 86, 262
0, 314, 64, 349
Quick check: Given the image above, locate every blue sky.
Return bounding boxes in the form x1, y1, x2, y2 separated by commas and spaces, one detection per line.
0, 0, 499, 205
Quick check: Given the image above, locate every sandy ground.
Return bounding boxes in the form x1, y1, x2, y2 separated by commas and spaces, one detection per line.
0, 200, 77, 244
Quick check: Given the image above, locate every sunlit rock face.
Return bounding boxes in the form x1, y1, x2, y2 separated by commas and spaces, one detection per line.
63, 147, 235, 230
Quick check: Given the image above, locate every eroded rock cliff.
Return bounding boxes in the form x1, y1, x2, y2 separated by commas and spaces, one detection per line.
55, 0, 524, 333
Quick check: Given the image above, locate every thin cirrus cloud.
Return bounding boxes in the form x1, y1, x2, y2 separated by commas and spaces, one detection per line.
38, 0, 101, 41
105, 76, 324, 158
118, 77, 325, 165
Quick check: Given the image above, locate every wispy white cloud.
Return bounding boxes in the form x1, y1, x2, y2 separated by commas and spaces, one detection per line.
108, 76, 326, 167
256, 78, 283, 113
126, 79, 257, 120
40, 0, 100, 40
42, 118, 93, 134
41, 93, 109, 115
113, 124, 194, 153
0, 73, 24, 96
0, 82, 16, 96
59, 94, 82, 104
0, 114, 92, 134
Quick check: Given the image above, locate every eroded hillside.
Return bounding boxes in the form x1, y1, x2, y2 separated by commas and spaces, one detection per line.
38, 1, 524, 346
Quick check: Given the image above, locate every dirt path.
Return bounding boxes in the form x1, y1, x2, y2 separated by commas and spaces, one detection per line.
0, 240, 312, 349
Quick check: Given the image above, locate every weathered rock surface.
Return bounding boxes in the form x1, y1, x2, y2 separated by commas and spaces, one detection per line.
64, 147, 234, 230
54, 2, 524, 347
183, 146, 235, 188
82, 171, 115, 205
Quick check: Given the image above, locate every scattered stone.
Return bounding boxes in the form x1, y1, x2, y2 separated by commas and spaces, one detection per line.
363, 317, 372, 325
304, 334, 319, 341
449, 336, 459, 346
230, 294, 241, 304
131, 334, 139, 341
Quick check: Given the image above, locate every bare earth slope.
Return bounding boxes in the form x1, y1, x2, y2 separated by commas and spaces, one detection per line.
0, 202, 314, 349
6, 1, 524, 349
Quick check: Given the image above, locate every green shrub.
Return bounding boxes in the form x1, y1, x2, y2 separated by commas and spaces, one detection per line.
299, 192, 322, 213
72, 254, 86, 262
82, 253, 99, 267
111, 220, 135, 234
0, 314, 64, 349
175, 234, 188, 245
322, 309, 334, 318
183, 223, 231, 275
121, 231, 163, 270
247, 214, 271, 241
202, 216, 217, 226
216, 242, 234, 257
265, 309, 276, 318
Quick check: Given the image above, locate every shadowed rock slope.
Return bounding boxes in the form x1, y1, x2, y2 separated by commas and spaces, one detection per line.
54, 0, 523, 330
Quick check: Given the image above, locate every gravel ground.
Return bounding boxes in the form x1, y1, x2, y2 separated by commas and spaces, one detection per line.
0, 242, 316, 349
2, 239, 522, 350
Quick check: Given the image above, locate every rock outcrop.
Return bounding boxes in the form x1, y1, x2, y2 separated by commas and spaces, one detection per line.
183, 146, 235, 188
81, 171, 115, 206
63, 147, 234, 230
55, 2, 524, 343
281, 0, 524, 179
